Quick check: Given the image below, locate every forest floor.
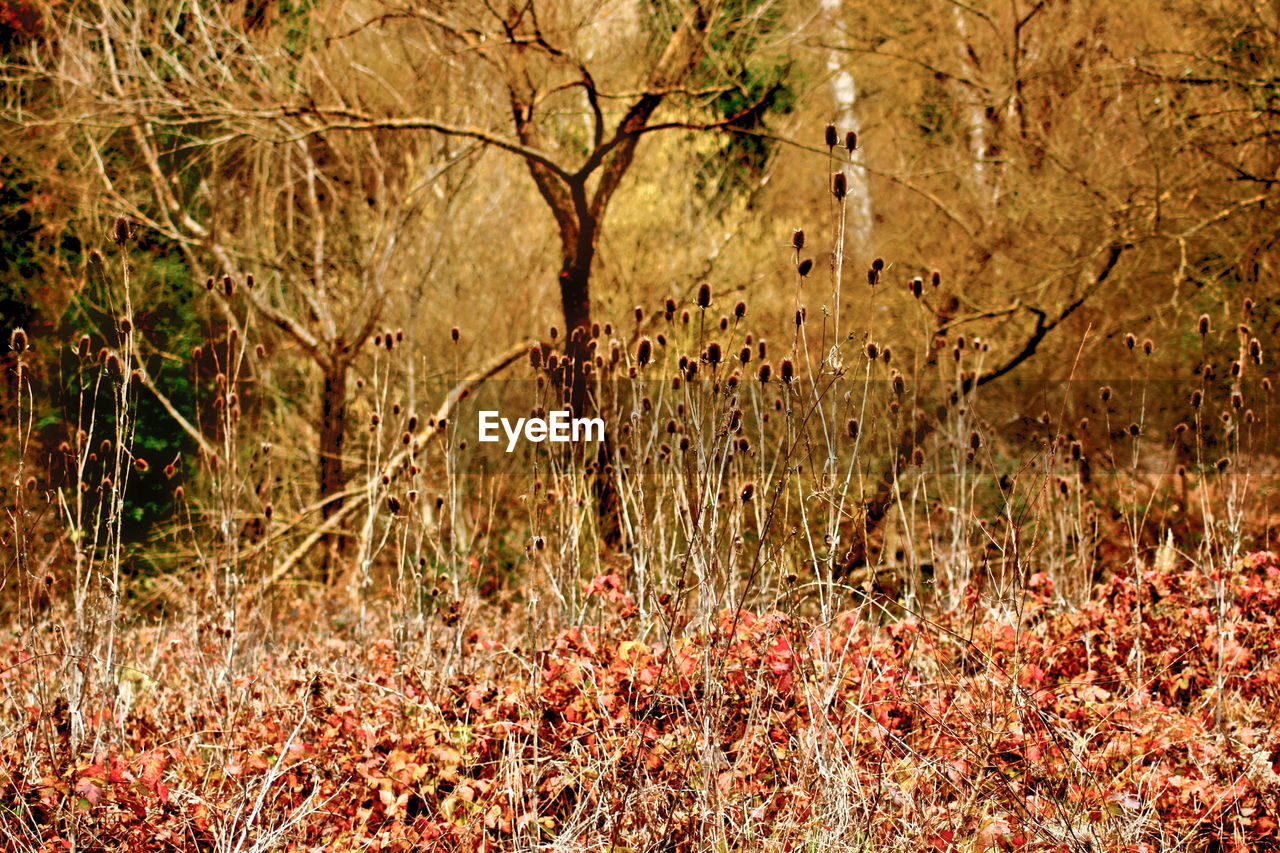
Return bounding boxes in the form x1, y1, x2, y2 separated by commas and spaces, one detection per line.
4, 548, 1280, 851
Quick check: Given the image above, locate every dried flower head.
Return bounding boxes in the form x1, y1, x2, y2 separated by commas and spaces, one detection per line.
845, 131, 857, 150
697, 283, 712, 309
832, 172, 847, 200
9, 328, 26, 352
825, 124, 838, 147
1198, 314, 1210, 336
780, 359, 794, 383
797, 258, 813, 277
637, 338, 652, 367
792, 229, 805, 250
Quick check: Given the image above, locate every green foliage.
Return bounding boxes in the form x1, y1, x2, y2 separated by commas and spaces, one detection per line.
55, 242, 208, 540
645, 0, 797, 210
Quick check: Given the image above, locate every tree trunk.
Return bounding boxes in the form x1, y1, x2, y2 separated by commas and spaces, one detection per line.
318, 358, 348, 577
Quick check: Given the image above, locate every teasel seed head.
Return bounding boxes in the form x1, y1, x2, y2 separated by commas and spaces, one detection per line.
1198, 314, 1210, 336
911, 277, 923, 298
931, 270, 941, 287
1128, 423, 1140, 436
134, 457, 148, 472
1124, 333, 1135, 350
832, 172, 847, 200
1100, 386, 1112, 403
1216, 457, 1230, 473
1203, 363, 1214, 381
741, 483, 754, 502
637, 338, 652, 367
758, 363, 771, 384
697, 283, 712, 309
792, 229, 805, 250
114, 216, 131, 245
1249, 338, 1262, 363
706, 342, 721, 365
797, 258, 813, 277
738, 346, 751, 365
795, 307, 805, 327
1143, 339, 1153, 356
825, 124, 838, 147
734, 300, 746, 319
664, 298, 676, 319
1244, 297, 1254, 315
845, 130, 857, 150
682, 310, 691, 324
780, 359, 794, 383
969, 431, 982, 451
223, 275, 234, 297
882, 346, 891, 365
847, 418, 858, 438
1232, 391, 1243, 409
9, 328, 27, 352
1191, 389, 1203, 408
1231, 360, 1242, 377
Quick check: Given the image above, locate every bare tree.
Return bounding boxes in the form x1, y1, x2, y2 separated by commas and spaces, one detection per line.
4, 0, 485, 568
